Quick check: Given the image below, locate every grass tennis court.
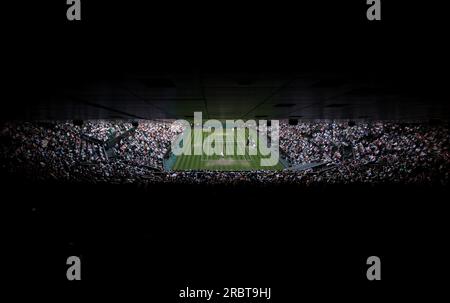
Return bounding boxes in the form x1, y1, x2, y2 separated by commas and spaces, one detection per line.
171, 128, 284, 171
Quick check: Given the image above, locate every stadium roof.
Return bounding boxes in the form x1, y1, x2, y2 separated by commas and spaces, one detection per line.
3, 71, 448, 121
4, 1, 447, 122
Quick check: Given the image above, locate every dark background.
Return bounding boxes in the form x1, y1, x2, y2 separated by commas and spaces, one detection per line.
2, 0, 449, 300
5, 182, 448, 300
4, 1, 448, 75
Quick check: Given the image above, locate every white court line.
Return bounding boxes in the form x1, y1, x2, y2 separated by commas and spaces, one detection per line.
197, 130, 256, 161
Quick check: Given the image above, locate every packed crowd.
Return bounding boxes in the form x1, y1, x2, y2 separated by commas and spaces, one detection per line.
0, 120, 448, 185
0, 121, 183, 183
279, 121, 449, 184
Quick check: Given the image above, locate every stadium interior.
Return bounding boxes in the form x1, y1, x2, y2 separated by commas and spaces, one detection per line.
3, 1, 449, 298
1, 71, 448, 184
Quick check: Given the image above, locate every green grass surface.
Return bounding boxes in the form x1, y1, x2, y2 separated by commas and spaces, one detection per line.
172, 128, 284, 171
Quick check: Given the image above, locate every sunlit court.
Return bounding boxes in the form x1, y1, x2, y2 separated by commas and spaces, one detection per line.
171, 127, 285, 171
